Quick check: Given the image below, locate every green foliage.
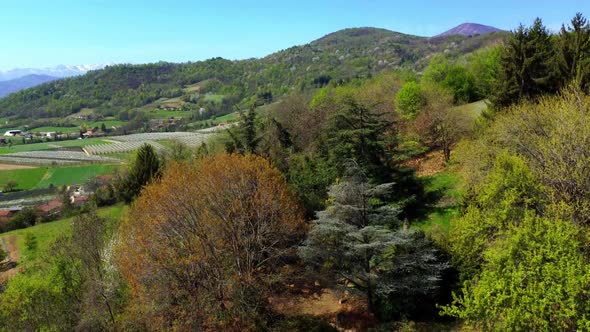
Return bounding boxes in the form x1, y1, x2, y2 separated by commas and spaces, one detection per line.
287, 155, 337, 216
493, 18, 559, 107
450, 152, 543, 279
395, 81, 424, 118
299, 167, 401, 313
325, 94, 394, 182
557, 13, 590, 90
422, 55, 479, 103
24, 233, 37, 251
0, 209, 125, 331
115, 144, 161, 203
0, 247, 6, 262
7, 208, 38, 231
466, 46, 501, 98
443, 213, 590, 331
2, 180, 17, 192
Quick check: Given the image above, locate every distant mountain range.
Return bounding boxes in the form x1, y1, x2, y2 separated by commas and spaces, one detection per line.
0, 74, 58, 98
0, 64, 110, 82
436, 23, 503, 37
0, 64, 112, 98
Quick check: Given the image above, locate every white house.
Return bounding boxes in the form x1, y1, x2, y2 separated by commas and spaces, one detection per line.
3, 130, 22, 137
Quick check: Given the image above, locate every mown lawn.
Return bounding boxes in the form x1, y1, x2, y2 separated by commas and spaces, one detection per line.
1, 204, 126, 266
0, 164, 120, 190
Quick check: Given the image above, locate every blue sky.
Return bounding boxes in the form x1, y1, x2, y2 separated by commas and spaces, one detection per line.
0, 0, 588, 70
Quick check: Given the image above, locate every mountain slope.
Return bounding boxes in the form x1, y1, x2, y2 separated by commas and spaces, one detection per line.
0, 74, 58, 97
0, 27, 507, 120
0, 64, 109, 81
437, 23, 503, 37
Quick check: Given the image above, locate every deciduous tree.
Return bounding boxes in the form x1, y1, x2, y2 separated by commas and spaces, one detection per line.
116, 154, 305, 331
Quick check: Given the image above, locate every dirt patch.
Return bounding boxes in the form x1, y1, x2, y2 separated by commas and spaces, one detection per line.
403, 150, 445, 177
0, 164, 36, 170
0, 235, 21, 283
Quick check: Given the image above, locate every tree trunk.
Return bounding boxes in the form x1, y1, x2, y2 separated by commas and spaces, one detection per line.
443, 147, 451, 163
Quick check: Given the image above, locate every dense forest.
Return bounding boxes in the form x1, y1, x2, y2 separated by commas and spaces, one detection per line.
1, 13, 590, 331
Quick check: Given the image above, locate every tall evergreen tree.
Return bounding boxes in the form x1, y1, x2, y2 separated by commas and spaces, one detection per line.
116, 143, 161, 203
493, 18, 558, 107
558, 13, 590, 90
299, 166, 401, 313
326, 95, 394, 181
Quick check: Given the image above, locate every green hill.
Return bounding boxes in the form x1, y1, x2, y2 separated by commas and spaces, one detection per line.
0, 28, 506, 125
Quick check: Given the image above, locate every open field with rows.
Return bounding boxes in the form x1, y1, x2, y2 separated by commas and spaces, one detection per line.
0, 151, 120, 166
84, 140, 165, 155
0, 138, 111, 155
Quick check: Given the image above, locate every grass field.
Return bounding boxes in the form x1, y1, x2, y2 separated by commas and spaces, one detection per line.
413, 171, 463, 233
0, 164, 120, 190
149, 109, 192, 118
30, 121, 127, 133
0, 137, 111, 154
29, 126, 80, 133
1, 204, 126, 266
203, 94, 225, 103
454, 99, 489, 119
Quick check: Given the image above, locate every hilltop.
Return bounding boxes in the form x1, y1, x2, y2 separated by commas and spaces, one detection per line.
437, 23, 503, 37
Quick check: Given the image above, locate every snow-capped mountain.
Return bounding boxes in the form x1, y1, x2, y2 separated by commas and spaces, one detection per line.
0, 63, 113, 81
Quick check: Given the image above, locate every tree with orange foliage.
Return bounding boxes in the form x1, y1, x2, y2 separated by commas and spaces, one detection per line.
116, 154, 305, 331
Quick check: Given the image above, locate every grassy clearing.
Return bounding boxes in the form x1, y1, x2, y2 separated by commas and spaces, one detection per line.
454, 99, 488, 120
148, 109, 192, 119
0, 164, 120, 190
29, 126, 80, 133
2, 204, 126, 267
203, 94, 225, 103
413, 171, 463, 233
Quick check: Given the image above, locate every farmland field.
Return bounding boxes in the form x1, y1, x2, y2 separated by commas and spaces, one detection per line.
0, 164, 120, 190
0, 138, 111, 154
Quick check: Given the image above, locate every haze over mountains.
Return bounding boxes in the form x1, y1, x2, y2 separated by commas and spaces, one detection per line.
0, 64, 109, 81
0, 74, 58, 98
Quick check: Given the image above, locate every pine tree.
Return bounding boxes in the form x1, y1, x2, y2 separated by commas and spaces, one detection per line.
116, 143, 161, 203
326, 95, 394, 181
558, 13, 590, 90
493, 18, 558, 107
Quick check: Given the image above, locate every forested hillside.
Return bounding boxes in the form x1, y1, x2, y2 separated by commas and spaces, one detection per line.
0, 28, 505, 121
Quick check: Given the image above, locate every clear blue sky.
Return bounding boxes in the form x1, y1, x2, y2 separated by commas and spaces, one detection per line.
0, 0, 588, 70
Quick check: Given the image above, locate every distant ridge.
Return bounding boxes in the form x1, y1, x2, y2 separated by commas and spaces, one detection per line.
0, 74, 57, 98
436, 23, 503, 37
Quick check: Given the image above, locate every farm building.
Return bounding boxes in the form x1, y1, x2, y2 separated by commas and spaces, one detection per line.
37, 199, 63, 219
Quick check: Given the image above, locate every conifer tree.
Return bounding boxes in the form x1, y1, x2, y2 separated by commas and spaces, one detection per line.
493, 18, 558, 107
558, 13, 590, 90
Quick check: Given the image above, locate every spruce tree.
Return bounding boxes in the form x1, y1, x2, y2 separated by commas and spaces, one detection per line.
116, 143, 161, 203
326, 95, 393, 181
493, 18, 558, 107
558, 13, 590, 90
